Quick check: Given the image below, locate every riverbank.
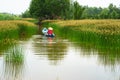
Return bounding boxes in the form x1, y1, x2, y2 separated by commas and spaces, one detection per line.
42, 19, 120, 53
0, 19, 37, 53
44, 19, 120, 35
0, 20, 37, 41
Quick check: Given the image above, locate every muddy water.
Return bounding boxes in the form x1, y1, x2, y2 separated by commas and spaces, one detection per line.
0, 35, 120, 80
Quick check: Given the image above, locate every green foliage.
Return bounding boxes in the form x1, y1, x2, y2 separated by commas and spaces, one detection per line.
0, 13, 21, 20
73, 1, 85, 19
110, 10, 119, 19
18, 24, 37, 38
29, 0, 71, 19
82, 7, 102, 19
21, 10, 32, 18
0, 20, 37, 41
43, 21, 120, 55
5, 45, 24, 63
28, 0, 120, 20
99, 8, 109, 19
28, 0, 120, 19
82, 3, 120, 19
0, 29, 19, 41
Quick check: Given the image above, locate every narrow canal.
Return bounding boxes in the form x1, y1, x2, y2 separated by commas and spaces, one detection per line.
0, 35, 120, 80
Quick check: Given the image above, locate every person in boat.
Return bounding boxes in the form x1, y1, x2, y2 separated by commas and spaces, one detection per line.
42, 27, 48, 36
47, 27, 55, 37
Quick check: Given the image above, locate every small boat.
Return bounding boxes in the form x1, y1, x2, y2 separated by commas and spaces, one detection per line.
46, 34, 55, 38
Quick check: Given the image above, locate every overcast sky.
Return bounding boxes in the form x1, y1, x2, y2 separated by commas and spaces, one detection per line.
0, 0, 31, 14
0, 0, 120, 14
76, 0, 120, 8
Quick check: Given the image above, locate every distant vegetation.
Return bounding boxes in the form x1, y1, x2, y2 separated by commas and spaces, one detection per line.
21, 10, 31, 18
81, 4, 120, 19
1, 1, 119, 20
0, 13, 21, 20
29, 0, 70, 19
21, 0, 120, 20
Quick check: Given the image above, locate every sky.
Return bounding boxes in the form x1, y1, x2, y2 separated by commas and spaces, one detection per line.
0, 0, 31, 14
76, 0, 120, 8
0, 0, 120, 15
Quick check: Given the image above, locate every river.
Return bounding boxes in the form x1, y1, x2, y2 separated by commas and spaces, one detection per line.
0, 35, 120, 80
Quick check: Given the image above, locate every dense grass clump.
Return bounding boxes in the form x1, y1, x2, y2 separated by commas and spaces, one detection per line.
0, 20, 37, 52
5, 45, 24, 63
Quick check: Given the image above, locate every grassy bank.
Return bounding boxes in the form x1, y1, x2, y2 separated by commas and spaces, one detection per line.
42, 19, 120, 65
52, 19, 120, 35
0, 20, 37, 40
0, 20, 37, 53
43, 19, 120, 51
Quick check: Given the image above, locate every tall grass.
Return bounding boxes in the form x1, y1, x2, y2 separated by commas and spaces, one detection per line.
0, 20, 37, 53
44, 20, 120, 66
42, 20, 120, 66
0, 20, 37, 41
43, 19, 120, 51
21, 18, 38, 23
5, 45, 24, 63
1, 45, 25, 80
52, 19, 120, 35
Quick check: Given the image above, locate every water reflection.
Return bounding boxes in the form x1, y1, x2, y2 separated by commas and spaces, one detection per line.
0, 35, 120, 80
60, 27, 120, 52
0, 45, 25, 80
1, 61, 24, 80
32, 36, 68, 65
72, 42, 120, 67
32, 35, 120, 67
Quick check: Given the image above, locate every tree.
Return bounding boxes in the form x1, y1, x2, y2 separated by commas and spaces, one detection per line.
29, 1, 120, 20
108, 4, 120, 19
99, 8, 109, 19
29, 0, 71, 19
73, 1, 84, 19
22, 10, 31, 18
81, 7, 102, 19
81, 7, 90, 19
108, 4, 114, 12
29, 0, 71, 34
110, 10, 119, 19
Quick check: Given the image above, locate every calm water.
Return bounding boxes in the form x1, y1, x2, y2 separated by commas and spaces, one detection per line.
0, 35, 120, 80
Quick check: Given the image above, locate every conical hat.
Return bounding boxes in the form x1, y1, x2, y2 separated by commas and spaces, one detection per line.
48, 27, 53, 30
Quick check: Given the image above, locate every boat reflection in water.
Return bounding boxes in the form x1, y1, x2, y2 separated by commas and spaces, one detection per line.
32, 36, 68, 65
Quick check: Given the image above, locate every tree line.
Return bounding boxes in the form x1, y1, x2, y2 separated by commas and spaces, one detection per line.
22, 0, 120, 20
0, 13, 21, 20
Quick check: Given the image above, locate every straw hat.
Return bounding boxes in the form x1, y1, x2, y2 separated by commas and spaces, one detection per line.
48, 27, 53, 30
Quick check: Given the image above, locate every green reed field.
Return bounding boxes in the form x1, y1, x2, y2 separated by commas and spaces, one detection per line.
52, 19, 120, 35
0, 19, 37, 41
42, 19, 120, 64
44, 19, 120, 36
0, 19, 37, 53
43, 19, 120, 52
